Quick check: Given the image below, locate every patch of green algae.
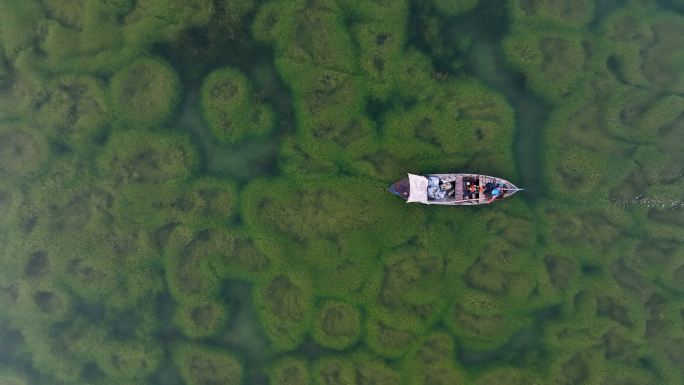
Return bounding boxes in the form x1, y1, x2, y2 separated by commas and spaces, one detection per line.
0, 0, 683, 384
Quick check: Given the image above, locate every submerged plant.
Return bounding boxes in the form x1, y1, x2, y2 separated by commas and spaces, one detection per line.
253, 273, 313, 351
200, 67, 275, 143
174, 343, 243, 385
269, 356, 310, 385
109, 57, 181, 129
312, 300, 361, 350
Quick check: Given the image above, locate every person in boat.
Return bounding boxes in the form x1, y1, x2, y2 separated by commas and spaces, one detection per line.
485, 183, 507, 204
441, 182, 455, 198
464, 178, 479, 199
430, 181, 454, 199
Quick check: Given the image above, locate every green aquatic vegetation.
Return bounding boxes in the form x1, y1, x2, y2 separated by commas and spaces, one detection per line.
254, 273, 312, 351
97, 129, 197, 228
312, 356, 355, 385
413, 332, 456, 364
383, 48, 438, 101
471, 366, 543, 385
543, 285, 643, 351
600, 8, 684, 93
619, 239, 684, 287
283, 62, 373, 160
41, 0, 86, 29
312, 300, 361, 350
109, 57, 181, 129
58, 244, 161, 305
638, 12, 684, 94
91, 339, 164, 382
207, 228, 272, 283
507, 0, 594, 29
16, 324, 82, 382
33, 75, 110, 146
40, 16, 133, 75
370, 245, 454, 332
444, 289, 533, 350
0, 369, 30, 385
599, 6, 655, 88
544, 143, 627, 199
278, 135, 339, 177
503, 29, 586, 102
546, 349, 608, 385
411, 362, 461, 385
0, 186, 20, 232
98, 129, 197, 186
347, 150, 414, 182
0, 0, 43, 61
0, 64, 45, 119
0, 0, 682, 383
28, 0, 212, 74
171, 177, 238, 227
241, 176, 426, 299
164, 226, 224, 301
543, 87, 645, 200
20, 188, 168, 315
0, 51, 8, 88
254, 0, 376, 161
543, 207, 628, 256
270, 356, 310, 385
174, 298, 228, 338
542, 87, 635, 159
123, 0, 212, 40
9, 279, 72, 325
25, 181, 112, 235
200, 67, 274, 143
432, 0, 479, 16
339, 0, 409, 100
16, 309, 162, 384
543, 252, 578, 292
381, 78, 515, 175
240, 176, 416, 244
485, 212, 537, 249
254, 0, 357, 73
605, 88, 684, 143
0, 123, 48, 179
601, 365, 661, 385
174, 343, 243, 385
365, 313, 416, 358
463, 241, 547, 304
401, 332, 462, 385
354, 354, 401, 385
30, 0, 208, 77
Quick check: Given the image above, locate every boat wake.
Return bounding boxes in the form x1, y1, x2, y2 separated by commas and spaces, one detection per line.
606, 194, 684, 210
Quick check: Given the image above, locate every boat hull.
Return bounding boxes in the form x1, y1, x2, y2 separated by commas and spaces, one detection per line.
389, 173, 520, 205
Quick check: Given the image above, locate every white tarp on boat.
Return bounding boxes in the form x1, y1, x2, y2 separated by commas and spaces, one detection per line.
407, 173, 428, 204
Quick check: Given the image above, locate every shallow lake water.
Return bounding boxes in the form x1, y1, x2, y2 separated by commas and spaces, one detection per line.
1, 1, 683, 385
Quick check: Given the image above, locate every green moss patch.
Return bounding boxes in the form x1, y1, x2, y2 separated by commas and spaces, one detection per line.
110, 57, 181, 128
200, 67, 274, 143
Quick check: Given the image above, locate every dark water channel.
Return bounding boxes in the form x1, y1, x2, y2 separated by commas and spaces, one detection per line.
157, 23, 295, 183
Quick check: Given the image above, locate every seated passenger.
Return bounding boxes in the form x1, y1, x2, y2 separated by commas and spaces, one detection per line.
464, 179, 479, 199
484, 188, 498, 203
485, 186, 507, 203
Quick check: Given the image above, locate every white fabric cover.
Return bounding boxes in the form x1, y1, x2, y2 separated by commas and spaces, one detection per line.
406, 173, 429, 204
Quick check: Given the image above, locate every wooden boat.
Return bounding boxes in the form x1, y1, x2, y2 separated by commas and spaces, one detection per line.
388, 173, 522, 205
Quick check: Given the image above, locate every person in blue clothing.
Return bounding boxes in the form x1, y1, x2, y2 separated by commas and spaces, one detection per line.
485, 182, 507, 203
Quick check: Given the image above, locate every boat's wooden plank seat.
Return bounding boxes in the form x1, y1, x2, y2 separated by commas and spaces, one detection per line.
455, 175, 464, 200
